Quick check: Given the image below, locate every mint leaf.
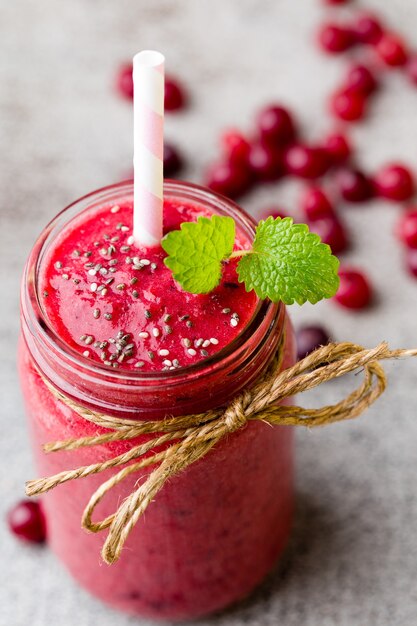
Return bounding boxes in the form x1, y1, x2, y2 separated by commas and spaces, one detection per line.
161, 215, 235, 293
236, 217, 340, 305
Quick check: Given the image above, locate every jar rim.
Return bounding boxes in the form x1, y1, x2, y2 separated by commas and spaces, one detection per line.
21, 179, 283, 387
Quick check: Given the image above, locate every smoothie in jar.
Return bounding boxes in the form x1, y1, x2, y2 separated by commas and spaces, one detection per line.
19, 180, 295, 621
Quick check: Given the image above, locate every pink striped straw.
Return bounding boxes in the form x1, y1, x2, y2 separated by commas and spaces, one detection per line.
133, 50, 165, 247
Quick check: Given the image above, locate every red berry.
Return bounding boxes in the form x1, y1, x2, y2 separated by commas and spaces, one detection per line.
376, 33, 408, 67
334, 268, 372, 309
284, 145, 329, 179
205, 161, 253, 199
296, 325, 331, 361
247, 142, 284, 182
396, 210, 417, 248
309, 217, 348, 254
374, 164, 415, 202
330, 89, 366, 122
164, 76, 187, 111
352, 15, 384, 45
116, 63, 133, 100
301, 187, 334, 220
221, 130, 251, 166
256, 105, 296, 147
323, 132, 351, 165
405, 249, 417, 277
324, 0, 350, 4
318, 24, 355, 54
406, 55, 417, 86
259, 207, 289, 221
337, 168, 374, 203
345, 64, 378, 95
163, 143, 183, 177
7, 500, 47, 544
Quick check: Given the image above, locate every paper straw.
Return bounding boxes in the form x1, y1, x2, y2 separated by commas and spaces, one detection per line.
133, 50, 165, 247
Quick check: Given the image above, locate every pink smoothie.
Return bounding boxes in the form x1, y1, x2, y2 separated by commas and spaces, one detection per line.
39, 198, 258, 372
19, 183, 295, 621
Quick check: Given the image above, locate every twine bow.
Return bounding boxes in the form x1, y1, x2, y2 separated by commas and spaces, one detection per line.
26, 339, 417, 564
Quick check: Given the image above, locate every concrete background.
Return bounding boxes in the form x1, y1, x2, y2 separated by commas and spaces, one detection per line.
1, 0, 417, 624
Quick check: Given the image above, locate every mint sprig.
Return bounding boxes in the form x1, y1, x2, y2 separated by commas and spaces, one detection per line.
162, 215, 340, 304
162, 215, 235, 294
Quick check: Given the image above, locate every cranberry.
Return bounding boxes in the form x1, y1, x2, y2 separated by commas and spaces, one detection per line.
334, 268, 372, 309
296, 325, 331, 361
116, 63, 133, 100
163, 143, 183, 177
309, 216, 348, 254
374, 164, 415, 202
407, 55, 417, 86
323, 132, 351, 165
7, 500, 47, 544
337, 168, 374, 203
301, 187, 334, 220
345, 64, 378, 95
164, 76, 187, 111
352, 15, 384, 45
318, 24, 355, 54
376, 33, 408, 67
396, 210, 417, 248
256, 105, 296, 147
405, 249, 417, 277
259, 207, 289, 221
247, 142, 283, 182
221, 130, 251, 166
284, 145, 329, 179
330, 89, 366, 122
205, 161, 253, 199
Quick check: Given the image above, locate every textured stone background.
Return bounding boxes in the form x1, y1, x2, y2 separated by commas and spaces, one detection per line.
1, 1, 417, 624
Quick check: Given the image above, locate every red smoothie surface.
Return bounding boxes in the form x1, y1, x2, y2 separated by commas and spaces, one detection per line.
40, 197, 258, 372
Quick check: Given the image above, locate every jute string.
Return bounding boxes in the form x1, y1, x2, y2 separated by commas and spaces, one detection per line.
26, 337, 417, 564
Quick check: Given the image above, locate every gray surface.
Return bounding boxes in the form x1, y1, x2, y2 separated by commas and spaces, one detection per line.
1, 0, 417, 624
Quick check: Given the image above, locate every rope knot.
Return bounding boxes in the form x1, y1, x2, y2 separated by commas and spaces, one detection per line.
222, 389, 251, 432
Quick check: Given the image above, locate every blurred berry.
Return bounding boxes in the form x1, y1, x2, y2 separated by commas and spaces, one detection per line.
296, 325, 331, 361
284, 145, 329, 179
330, 89, 367, 122
318, 24, 355, 54
7, 500, 46, 544
397, 210, 417, 248
337, 168, 374, 203
301, 187, 334, 220
374, 164, 415, 202
116, 63, 133, 100
334, 268, 372, 309
256, 105, 296, 147
376, 33, 408, 67
352, 15, 384, 45
164, 143, 183, 177
247, 142, 284, 182
164, 76, 187, 111
309, 216, 348, 254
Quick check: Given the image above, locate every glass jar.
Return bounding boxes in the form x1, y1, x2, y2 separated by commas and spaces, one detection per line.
19, 181, 295, 621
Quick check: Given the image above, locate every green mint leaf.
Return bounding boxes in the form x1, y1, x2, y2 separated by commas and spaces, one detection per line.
236, 216, 340, 305
161, 215, 235, 294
